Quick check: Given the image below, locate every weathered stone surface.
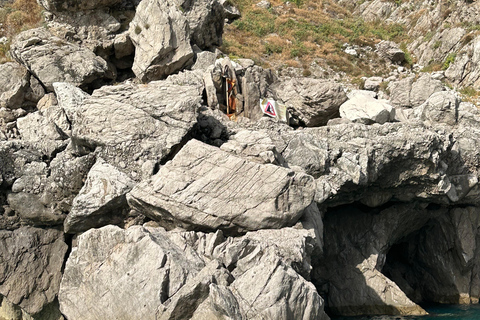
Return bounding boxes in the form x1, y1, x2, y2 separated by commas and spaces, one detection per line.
376, 40, 405, 64
339, 95, 394, 124
0, 227, 67, 315
388, 74, 445, 108
219, 129, 286, 165
181, 0, 225, 50
45, 10, 121, 56
64, 158, 136, 234
16, 111, 68, 157
52, 82, 90, 123
8, 151, 95, 226
319, 203, 432, 316
59, 225, 209, 320
271, 78, 347, 127
59, 225, 327, 320
382, 206, 480, 305
241, 65, 277, 121
414, 91, 461, 126
364, 76, 383, 91
127, 139, 315, 233
0, 62, 30, 109
276, 122, 459, 206
71, 80, 201, 180
10, 28, 109, 91
129, 0, 193, 81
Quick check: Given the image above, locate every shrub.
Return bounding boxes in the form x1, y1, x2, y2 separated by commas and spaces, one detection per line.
442, 53, 456, 70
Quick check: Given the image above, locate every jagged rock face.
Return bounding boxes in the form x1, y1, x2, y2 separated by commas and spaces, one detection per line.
0, 227, 67, 316
10, 28, 109, 91
129, 0, 194, 81
59, 225, 327, 320
383, 206, 480, 305
64, 158, 136, 234
276, 122, 458, 206
8, 151, 95, 227
180, 0, 225, 50
318, 202, 436, 316
270, 78, 348, 127
0, 62, 30, 109
388, 74, 445, 108
127, 139, 315, 233
346, 0, 480, 89
71, 78, 202, 180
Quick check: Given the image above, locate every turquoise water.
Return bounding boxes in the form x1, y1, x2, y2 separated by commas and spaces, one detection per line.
333, 304, 480, 320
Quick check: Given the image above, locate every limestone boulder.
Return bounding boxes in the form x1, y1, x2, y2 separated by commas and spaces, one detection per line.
276, 122, 458, 206
129, 0, 193, 81
271, 78, 348, 127
10, 28, 109, 91
0, 227, 67, 316
64, 158, 136, 234
8, 151, 95, 226
339, 94, 394, 124
71, 79, 201, 180
0, 62, 30, 109
364, 76, 383, 91
388, 74, 445, 108
127, 139, 315, 233
181, 0, 225, 50
59, 225, 327, 320
414, 91, 460, 126
375, 40, 405, 64
16, 111, 69, 157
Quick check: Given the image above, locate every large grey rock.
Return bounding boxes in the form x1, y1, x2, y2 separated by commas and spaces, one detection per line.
45, 10, 122, 56
241, 65, 277, 121
127, 139, 315, 233
71, 80, 201, 180
8, 151, 95, 226
64, 158, 136, 234
129, 0, 193, 81
276, 122, 465, 206
16, 111, 69, 157
181, 0, 225, 50
339, 95, 394, 124
414, 91, 461, 126
0, 62, 30, 109
59, 225, 327, 320
271, 78, 347, 127
388, 74, 445, 108
59, 225, 210, 320
0, 227, 67, 316
52, 82, 90, 124
375, 40, 405, 64
10, 28, 109, 91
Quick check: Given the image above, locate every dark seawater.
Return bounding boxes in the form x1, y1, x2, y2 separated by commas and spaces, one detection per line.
333, 304, 480, 320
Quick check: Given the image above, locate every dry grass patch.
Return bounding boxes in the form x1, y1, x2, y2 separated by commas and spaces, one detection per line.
221, 0, 411, 78
0, 0, 43, 63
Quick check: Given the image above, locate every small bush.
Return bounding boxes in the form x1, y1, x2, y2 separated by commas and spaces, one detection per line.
442, 53, 456, 70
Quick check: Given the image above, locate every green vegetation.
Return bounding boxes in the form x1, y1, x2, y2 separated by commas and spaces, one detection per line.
0, 0, 43, 63
442, 53, 456, 70
221, 0, 410, 77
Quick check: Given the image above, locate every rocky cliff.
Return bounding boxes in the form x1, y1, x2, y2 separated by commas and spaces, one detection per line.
1, 0, 480, 319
